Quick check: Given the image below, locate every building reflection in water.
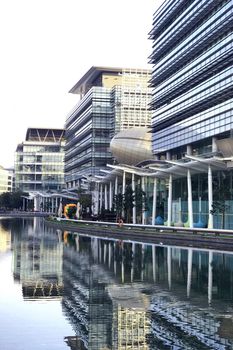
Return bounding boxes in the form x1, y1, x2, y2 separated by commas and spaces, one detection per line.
62, 232, 233, 350
0, 219, 11, 253
3, 217, 233, 349
11, 217, 63, 300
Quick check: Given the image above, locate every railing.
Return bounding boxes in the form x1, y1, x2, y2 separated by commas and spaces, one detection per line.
53, 217, 233, 237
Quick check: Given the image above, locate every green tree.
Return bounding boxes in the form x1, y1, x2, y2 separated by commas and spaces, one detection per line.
123, 185, 134, 223
114, 193, 123, 219
211, 171, 231, 229
135, 184, 147, 222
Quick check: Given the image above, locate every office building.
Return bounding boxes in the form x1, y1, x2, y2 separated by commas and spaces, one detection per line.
0, 166, 13, 194
65, 66, 151, 190
149, 0, 233, 158
15, 127, 65, 193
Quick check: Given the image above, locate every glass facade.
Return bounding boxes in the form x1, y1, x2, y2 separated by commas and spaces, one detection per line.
65, 67, 151, 188
15, 128, 65, 193
150, 0, 233, 155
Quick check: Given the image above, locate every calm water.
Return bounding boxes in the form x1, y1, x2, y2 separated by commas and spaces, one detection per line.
1, 218, 233, 349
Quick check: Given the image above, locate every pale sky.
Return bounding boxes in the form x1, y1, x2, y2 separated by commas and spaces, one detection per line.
0, 0, 164, 168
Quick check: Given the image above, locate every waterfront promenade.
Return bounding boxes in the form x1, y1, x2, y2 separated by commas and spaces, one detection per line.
46, 217, 233, 252
0, 211, 48, 218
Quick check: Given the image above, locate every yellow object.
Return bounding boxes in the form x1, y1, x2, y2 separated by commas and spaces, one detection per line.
64, 204, 77, 218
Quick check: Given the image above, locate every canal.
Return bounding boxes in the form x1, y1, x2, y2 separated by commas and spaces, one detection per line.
1, 218, 233, 349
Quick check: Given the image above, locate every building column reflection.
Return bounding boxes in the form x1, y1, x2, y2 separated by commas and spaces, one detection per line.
152, 245, 156, 282
208, 251, 213, 305
187, 248, 193, 298
167, 246, 172, 290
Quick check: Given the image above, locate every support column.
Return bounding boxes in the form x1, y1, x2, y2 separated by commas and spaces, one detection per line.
187, 169, 193, 228
55, 197, 58, 214
141, 176, 146, 225
109, 181, 113, 211
208, 165, 213, 229
187, 248, 193, 298
187, 144, 192, 156
152, 178, 157, 225
104, 184, 108, 210
51, 198, 54, 214
100, 184, 103, 211
122, 171, 126, 218
132, 173, 136, 224
166, 151, 171, 160
208, 251, 213, 305
167, 174, 173, 226
212, 137, 218, 153
115, 176, 118, 196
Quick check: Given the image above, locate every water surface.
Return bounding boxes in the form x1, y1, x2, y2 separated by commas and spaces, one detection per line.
1, 217, 233, 349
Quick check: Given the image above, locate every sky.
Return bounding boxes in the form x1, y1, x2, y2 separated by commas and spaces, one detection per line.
0, 0, 164, 168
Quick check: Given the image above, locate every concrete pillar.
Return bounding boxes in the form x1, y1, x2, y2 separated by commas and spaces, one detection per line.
167, 174, 173, 226
187, 144, 192, 156
51, 198, 54, 214
122, 171, 126, 196
212, 137, 218, 153
100, 184, 103, 210
187, 169, 193, 228
132, 173, 136, 224
187, 248, 193, 298
122, 171, 126, 218
152, 178, 157, 225
208, 165, 214, 229
208, 251, 213, 305
104, 184, 108, 210
141, 176, 146, 225
109, 181, 113, 211
166, 151, 171, 160
115, 176, 118, 196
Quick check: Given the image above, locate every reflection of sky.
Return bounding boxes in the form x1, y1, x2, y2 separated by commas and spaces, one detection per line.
0, 241, 73, 350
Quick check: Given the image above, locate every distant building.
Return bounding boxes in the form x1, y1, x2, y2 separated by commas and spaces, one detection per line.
15, 127, 65, 193
65, 66, 151, 190
0, 166, 13, 194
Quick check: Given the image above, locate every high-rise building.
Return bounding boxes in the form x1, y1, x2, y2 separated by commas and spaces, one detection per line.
65, 66, 151, 190
149, 0, 233, 159
15, 127, 65, 193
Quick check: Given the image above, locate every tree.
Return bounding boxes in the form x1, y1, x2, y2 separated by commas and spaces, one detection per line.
114, 193, 123, 219
211, 171, 231, 229
123, 185, 134, 223
135, 184, 147, 221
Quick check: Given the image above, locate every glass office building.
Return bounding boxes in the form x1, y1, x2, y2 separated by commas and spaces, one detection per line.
15, 128, 65, 193
65, 66, 151, 189
150, 0, 233, 158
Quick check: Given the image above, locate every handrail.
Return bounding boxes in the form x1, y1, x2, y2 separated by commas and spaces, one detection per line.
53, 218, 233, 236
